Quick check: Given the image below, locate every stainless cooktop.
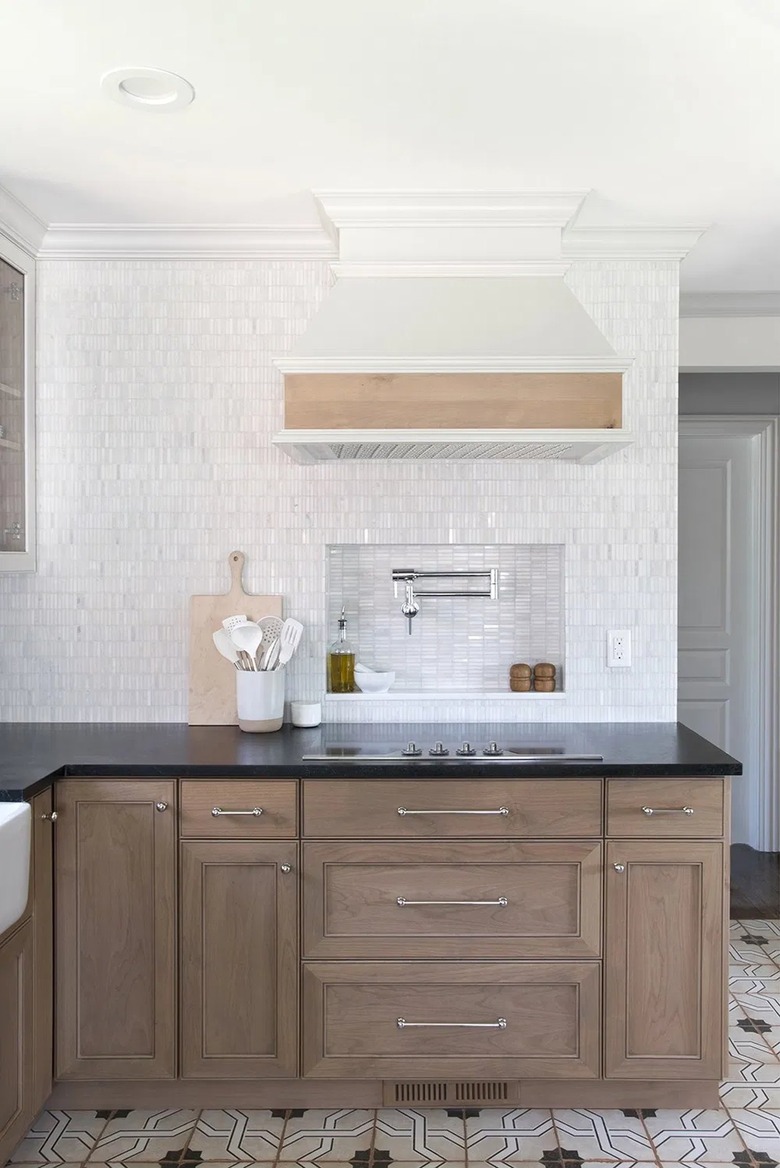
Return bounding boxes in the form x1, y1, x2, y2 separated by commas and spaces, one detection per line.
303, 740, 603, 763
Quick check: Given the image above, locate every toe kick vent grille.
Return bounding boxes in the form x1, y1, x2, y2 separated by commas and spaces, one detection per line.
384, 1079, 517, 1106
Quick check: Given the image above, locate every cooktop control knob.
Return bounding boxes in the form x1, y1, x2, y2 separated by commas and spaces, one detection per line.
402, 741, 422, 757
428, 741, 450, 757
456, 741, 476, 756
483, 741, 504, 756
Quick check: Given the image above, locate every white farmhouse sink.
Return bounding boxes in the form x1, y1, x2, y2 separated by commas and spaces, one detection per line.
0, 802, 31, 936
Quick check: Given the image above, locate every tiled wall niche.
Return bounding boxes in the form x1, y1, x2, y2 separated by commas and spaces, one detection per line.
327, 544, 564, 695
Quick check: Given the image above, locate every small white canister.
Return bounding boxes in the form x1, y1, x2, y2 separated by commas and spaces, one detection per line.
236, 668, 285, 733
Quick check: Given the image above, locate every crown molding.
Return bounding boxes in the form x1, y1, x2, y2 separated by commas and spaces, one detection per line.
314, 190, 589, 230
680, 291, 780, 317
276, 355, 631, 373
563, 225, 706, 260
330, 261, 572, 278
0, 184, 47, 256
37, 224, 337, 260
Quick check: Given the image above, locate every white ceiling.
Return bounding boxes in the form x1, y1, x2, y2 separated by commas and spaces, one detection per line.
1, 0, 779, 290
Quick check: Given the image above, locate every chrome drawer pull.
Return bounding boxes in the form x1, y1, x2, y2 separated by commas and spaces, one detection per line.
397, 896, 508, 907
397, 806, 510, 817
211, 807, 263, 817
397, 1017, 507, 1029
641, 805, 694, 816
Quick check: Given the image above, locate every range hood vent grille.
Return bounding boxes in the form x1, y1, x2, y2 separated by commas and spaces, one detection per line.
273, 428, 633, 464
331, 439, 575, 460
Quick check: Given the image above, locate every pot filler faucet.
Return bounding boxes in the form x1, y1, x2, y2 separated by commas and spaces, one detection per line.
392, 567, 499, 634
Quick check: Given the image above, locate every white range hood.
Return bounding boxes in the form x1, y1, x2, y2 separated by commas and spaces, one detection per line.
273, 193, 634, 463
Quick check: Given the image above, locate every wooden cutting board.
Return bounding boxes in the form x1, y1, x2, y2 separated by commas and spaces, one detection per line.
189, 551, 283, 725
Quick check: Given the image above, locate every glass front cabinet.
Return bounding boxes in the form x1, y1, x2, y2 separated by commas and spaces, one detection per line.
0, 234, 35, 570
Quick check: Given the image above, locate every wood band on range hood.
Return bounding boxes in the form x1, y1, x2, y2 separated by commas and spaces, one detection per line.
284, 371, 622, 430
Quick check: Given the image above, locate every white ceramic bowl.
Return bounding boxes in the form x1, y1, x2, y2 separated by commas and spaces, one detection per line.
355, 670, 395, 694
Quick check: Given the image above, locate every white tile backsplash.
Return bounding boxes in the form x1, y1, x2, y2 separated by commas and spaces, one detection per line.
0, 257, 679, 723
327, 543, 564, 693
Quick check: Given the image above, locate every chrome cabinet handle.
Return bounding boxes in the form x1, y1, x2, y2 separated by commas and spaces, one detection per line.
397, 1017, 507, 1029
397, 896, 508, 907
397, 806, 509, 817
641, 805, 693, 815
41, 811, 58, 822
613, 863, 626, 872
211, 807, 263, 817
155, 802, 168, 812
280, 863, 293, 873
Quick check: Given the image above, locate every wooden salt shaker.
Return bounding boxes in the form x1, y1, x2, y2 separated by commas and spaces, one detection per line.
509, 662, 532, 692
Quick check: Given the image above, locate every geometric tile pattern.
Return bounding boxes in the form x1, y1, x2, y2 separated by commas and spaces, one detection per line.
12, 920, 780, 1168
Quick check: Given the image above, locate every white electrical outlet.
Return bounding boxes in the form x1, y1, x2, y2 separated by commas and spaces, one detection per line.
607, 629, 632, 667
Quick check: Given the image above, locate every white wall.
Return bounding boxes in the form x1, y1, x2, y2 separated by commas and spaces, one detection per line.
0, 257, 679, 723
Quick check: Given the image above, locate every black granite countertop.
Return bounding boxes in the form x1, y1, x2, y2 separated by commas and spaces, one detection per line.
0, 721, 741, 800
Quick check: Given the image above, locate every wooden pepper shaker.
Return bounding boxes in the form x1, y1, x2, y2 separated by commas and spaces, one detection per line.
509, 662, 532, 692
533, 662, 556, 692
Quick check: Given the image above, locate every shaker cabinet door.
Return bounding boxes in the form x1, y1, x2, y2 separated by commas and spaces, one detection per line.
605, 839, 724, 1079
180, 839, 299, 1078
55, 780, 177, 1079
0, 921, 33, 1159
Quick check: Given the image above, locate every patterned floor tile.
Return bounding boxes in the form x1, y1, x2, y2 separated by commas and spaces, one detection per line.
728, 1109, 780, 1162
740, 922, 780, 940
186, 1110, 287, 1161
644, 1108, 746, 1163
731, 964, 780, 982
721, 1083, 780, 1110
464, 1108, 555, 1163
276, 1109, 376, 1165
372, 1108, 465, 1163
11, 1111, 108, 1163
551, 1109, 652, 1164
88, 1110, 199, 1165
730, 1035, 780, 1066
731, 982, 780, 1004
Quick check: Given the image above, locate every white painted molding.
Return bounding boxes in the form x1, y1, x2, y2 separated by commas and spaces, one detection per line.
681, 292, 780, 317
679, 415, 779, 851
314, 190, 589, 229
37, 224, 337, 260
0, 184, 47, 256
330, 261, 572, 278
563, 226, 706, 260
276, 355, 631, 373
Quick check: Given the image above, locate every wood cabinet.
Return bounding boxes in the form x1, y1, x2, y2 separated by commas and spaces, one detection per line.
303, 839, 602, 959
0, 921, 33, 1156
303, 778, 603, 838
303, 961, 601, 1079
55, 780, 176, 1080
180, 839, 299, 1078
45, 772, 730, 1111
604, 839, 724, 1079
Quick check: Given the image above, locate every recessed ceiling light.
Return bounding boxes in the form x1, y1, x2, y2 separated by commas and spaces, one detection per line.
101, 67, 195, 112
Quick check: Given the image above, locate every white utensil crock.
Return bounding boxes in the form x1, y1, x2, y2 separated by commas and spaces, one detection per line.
236, 667, 285, 732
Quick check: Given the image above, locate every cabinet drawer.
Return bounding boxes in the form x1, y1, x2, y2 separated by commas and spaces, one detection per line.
180, 780, 297, 838
302, 961, 601, 1079
303, 780, 602, 838
607, 779, 724, 837
303, 840, 602, 959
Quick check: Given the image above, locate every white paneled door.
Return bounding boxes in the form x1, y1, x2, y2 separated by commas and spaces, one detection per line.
678, 435, 753, 844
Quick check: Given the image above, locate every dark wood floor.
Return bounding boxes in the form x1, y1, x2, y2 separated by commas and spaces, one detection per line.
731, 844, 780, 917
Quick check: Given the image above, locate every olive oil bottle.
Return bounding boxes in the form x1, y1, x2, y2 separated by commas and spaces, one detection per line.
327, 606, 355, 693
